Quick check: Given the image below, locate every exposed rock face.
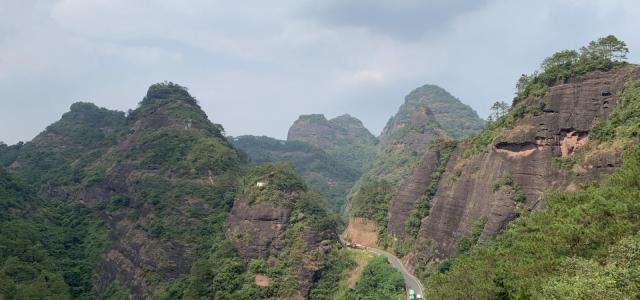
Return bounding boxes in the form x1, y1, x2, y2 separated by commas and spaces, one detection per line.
225, 197, 292, 259
387, 147, 443, 238
411, 67, 640, 267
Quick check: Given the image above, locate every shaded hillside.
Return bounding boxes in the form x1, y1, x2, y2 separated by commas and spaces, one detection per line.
232, 135, 359, 212
287, 114, 377, 173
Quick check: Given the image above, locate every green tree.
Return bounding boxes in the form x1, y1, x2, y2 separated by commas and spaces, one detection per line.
488, 101, 510, 122
580, 35, 629, 62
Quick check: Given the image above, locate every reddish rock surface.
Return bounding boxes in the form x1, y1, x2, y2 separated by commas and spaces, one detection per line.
410, 67, 640, 268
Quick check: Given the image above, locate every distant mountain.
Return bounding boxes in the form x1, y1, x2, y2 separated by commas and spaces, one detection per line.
402, 85, 485, 140
288, 114, 377, 173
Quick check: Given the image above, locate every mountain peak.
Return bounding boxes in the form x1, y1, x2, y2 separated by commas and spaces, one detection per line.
144, 81, 194, 104
402, 84, 485, 139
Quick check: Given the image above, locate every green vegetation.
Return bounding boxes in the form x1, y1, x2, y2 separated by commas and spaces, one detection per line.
515, 35, 628, 104
311, 252, 405, 300
342, 256, 405, 300
492, 173, 526, 203
349, 180, 394, 237
591, 78, 640, 142
404, 85, 485, 139
309, 248, 356, 300
0, 142, 23, 167
0, 166, 109, 299
10, 102, 125, 186
455, 216, 488, 254
424, 143, 640, 298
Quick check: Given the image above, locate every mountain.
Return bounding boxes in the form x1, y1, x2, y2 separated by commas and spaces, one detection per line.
403, 85, 485, 139
345, 84, 484, 247
287, 114, 377, 173
231, 135, 359, 212
0, 82, 338, 299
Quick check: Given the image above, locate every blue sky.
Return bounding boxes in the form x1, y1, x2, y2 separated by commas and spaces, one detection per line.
1, 0, 640, 144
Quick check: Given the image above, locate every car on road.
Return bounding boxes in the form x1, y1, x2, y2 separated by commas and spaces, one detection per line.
409, 288, 415, 300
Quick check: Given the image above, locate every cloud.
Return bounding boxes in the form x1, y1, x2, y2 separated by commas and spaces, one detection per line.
1, 0, 640, 144
301, 0, 489, 40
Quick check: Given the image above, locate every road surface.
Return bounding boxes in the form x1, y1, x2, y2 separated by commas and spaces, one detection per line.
339, 238, 424, 299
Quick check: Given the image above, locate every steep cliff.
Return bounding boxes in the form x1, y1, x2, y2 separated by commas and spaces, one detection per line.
410, 65, 640, 273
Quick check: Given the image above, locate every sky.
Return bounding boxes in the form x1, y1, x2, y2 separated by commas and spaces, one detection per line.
1, 0, 640, 144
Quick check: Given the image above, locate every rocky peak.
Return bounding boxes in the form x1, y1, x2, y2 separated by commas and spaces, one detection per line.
287, 113, 377, 173
390, 84, 485, 140
127, 82, 224, 138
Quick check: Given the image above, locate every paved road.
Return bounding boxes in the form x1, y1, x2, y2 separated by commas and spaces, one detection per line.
339, 238, 424, 299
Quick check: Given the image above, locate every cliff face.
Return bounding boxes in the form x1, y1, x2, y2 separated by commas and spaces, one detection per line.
224, 164, 336, 298
409, 66, 640, 268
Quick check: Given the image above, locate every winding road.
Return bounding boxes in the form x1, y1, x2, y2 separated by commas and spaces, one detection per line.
340, 238, 424, 299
